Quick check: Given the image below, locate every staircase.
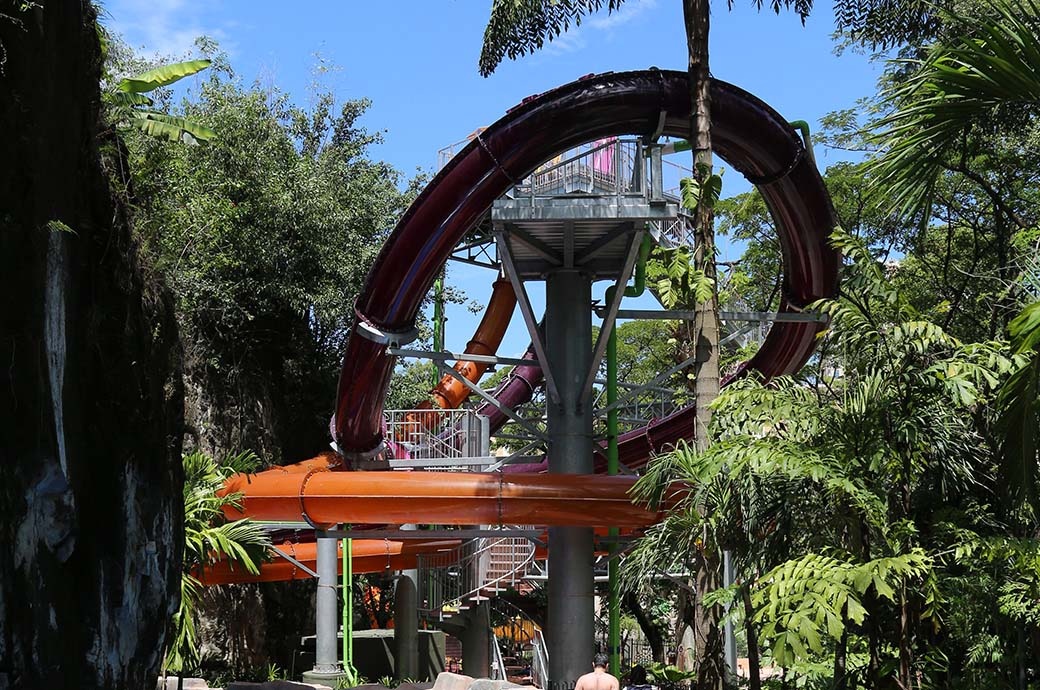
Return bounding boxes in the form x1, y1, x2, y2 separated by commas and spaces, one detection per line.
418, 531, 537, 622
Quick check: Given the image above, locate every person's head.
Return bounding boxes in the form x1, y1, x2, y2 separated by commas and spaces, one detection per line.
593, 653, 609, 670
628, 665, 647, 685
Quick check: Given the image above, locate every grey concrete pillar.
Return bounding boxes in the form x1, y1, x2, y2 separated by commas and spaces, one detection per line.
395, 573, 419, 680
460, 602, 491, 679
307, 536, 343, 679
395, 544, 420, 682
545, 269, 595, 690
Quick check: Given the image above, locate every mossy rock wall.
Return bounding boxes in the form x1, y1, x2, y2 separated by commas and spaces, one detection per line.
0, 2, 184, 687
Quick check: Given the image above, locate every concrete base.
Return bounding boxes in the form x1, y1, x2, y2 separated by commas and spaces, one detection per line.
298, 629, 446, 682
300, 669, 346, 688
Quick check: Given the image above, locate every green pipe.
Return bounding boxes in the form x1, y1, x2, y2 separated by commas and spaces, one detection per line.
605, 235, 650, 676
342, 537, 358, 686
433, 272, 445, 387
788, 120, 816, 166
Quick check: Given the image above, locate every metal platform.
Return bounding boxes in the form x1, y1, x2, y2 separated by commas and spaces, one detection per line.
491, 138, 679, 279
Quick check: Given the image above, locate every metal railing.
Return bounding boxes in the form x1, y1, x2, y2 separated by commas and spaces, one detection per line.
491, 633, 508, 680
513, 138, 648, 201
383, 408, 489, 465
531, 629, 550, 689
593, 378, 681, 433
418, 532, 537, 620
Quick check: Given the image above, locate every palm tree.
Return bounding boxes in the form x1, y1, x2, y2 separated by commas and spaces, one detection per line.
480, 3, 812, 685
998, 301, 1040, 508
163, 450, 270, 678
868, 0, 1040, 227
867, 0, 1040, 510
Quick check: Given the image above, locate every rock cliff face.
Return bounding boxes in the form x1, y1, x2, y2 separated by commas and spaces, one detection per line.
0, 3, 184, 687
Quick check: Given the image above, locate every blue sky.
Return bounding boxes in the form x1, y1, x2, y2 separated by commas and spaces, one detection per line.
102, 0, 881, 360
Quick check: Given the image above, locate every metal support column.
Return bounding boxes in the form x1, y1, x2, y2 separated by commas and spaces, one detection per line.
304, 535, 345, 684
396, 524, 420, 681
545, 269, 594, 690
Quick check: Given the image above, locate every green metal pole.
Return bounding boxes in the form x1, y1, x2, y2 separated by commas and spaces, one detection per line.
432, 272, 445, 387
606, 235, 650, 677
607, 327, 621, 677
342, 537, 358, 686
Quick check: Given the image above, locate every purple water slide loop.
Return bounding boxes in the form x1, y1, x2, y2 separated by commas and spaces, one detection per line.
334, 70, 839, 461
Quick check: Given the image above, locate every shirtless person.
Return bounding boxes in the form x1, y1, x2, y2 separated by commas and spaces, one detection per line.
576, 654, 620, 690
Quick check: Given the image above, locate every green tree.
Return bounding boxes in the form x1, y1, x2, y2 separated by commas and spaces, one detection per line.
627, 230, 1034, 689
998, 301, 1040, 508
114, 43, 416, 461
869, 0, 1040, 230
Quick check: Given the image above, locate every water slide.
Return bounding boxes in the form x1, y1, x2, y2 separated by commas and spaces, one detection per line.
198, 538, 462, 586
333, 70, 837, 463
214, 70, 837, 579
404, 277, 516, 433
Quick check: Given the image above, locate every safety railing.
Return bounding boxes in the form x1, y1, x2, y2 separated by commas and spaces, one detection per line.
654, 211, 696, 249
531, 629, 550, 689
418, 531, 537, 620
593, 378, 681, 433
513, 138, 648, 201
383, 408, 489, 465
491, 634, 508, 681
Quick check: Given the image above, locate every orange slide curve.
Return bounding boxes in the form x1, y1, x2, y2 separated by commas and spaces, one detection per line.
404, 277, 516, 431
198, 538, 461, 586
222, 470, 677, 529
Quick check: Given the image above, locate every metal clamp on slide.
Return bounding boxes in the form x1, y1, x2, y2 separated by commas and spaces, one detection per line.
354, 319, 419, 348
341, 439, 391, 471
299, 468, 336, 531
744, 144, 806, 187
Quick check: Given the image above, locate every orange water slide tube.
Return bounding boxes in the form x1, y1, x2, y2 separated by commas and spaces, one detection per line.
198, 538, 462, 586
222, 471, 676, 528
404, 278, 516, 431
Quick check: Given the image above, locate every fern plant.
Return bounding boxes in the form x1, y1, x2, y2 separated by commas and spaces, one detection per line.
163, 450, 270, 675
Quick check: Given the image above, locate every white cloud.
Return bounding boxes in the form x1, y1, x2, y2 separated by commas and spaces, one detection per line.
589, 0, 658, 31
538, 0, 657, 58
542, 27, 588, 56
101, 0, 231, 58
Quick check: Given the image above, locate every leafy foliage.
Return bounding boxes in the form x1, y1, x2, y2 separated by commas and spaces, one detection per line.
165, 450, 270, 674
997, 301, 1040, 507
625, 230, 1034, 687
106, 58, 215, 142
869, 0, 1040, 226
478, 0, 814, 76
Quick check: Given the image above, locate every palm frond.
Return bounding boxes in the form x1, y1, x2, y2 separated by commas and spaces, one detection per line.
868, 0, 1040, 225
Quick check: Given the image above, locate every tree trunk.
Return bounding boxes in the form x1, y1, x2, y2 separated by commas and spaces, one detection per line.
834, 616, 849, 690
623, 590, 666, 663
741, 585, 762, 690
694, 551, 725, 690
683, 0, 724, 687
899, 587, 912, 689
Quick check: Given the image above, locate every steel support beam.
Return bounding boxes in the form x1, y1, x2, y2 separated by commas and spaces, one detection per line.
394, 524, 420, 680
507, 223, 564, 266
496, 230, 560, 404
389, 347, 538, 368
594, 308, 827, 323
545, 269, 594, 690
435, 362, 548, 441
